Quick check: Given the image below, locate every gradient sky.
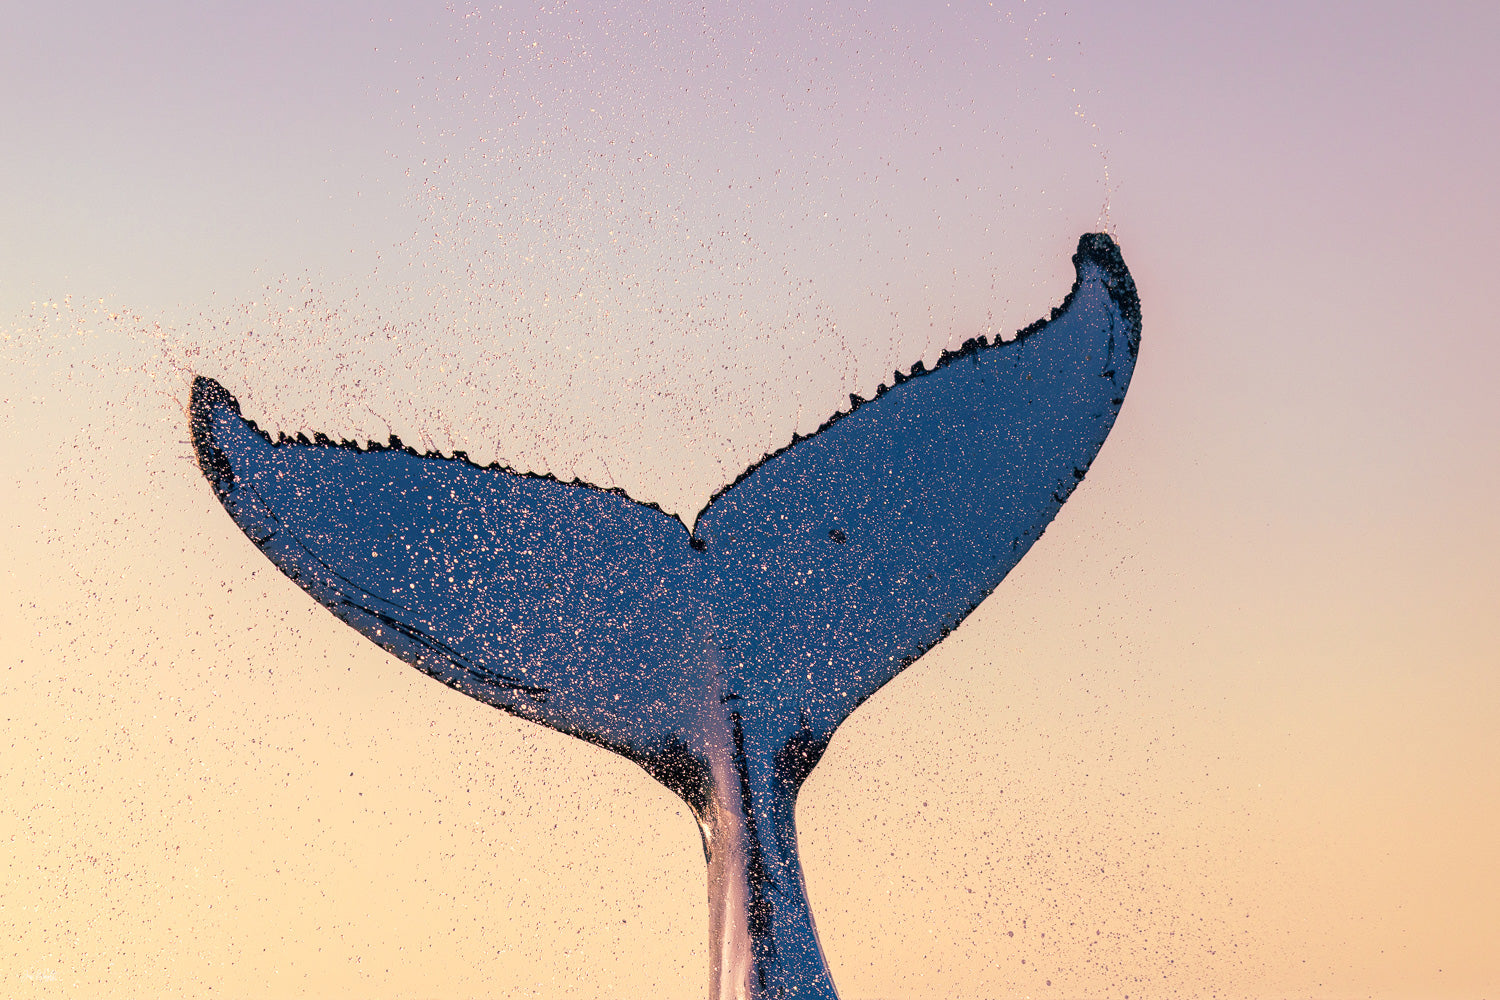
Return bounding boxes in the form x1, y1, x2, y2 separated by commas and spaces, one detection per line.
3, 2, 1497, 998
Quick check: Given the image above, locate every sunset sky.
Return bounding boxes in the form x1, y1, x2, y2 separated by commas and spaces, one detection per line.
3, 2, 1497, 998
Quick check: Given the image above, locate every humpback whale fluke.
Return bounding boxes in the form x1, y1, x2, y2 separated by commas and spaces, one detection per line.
190, 232, 1140, 999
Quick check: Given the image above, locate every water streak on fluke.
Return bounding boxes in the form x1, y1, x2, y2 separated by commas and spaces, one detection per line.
190, 232, 1141, 999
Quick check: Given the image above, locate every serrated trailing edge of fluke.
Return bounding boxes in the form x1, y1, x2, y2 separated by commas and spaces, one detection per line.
188, 373, 686, 528
190, 231, 1139, 540
700, 231, 1140, 513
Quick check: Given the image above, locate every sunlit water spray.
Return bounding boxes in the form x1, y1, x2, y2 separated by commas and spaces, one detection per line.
2, 5, 1148, 996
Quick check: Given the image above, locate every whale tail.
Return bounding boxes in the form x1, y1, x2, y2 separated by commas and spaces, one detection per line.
190, 233, 1140, 1000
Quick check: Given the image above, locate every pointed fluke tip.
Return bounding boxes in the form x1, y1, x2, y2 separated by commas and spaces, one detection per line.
189, 376, 241, 501
1073, 232, 1141, 354
189, 375, 238, 419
